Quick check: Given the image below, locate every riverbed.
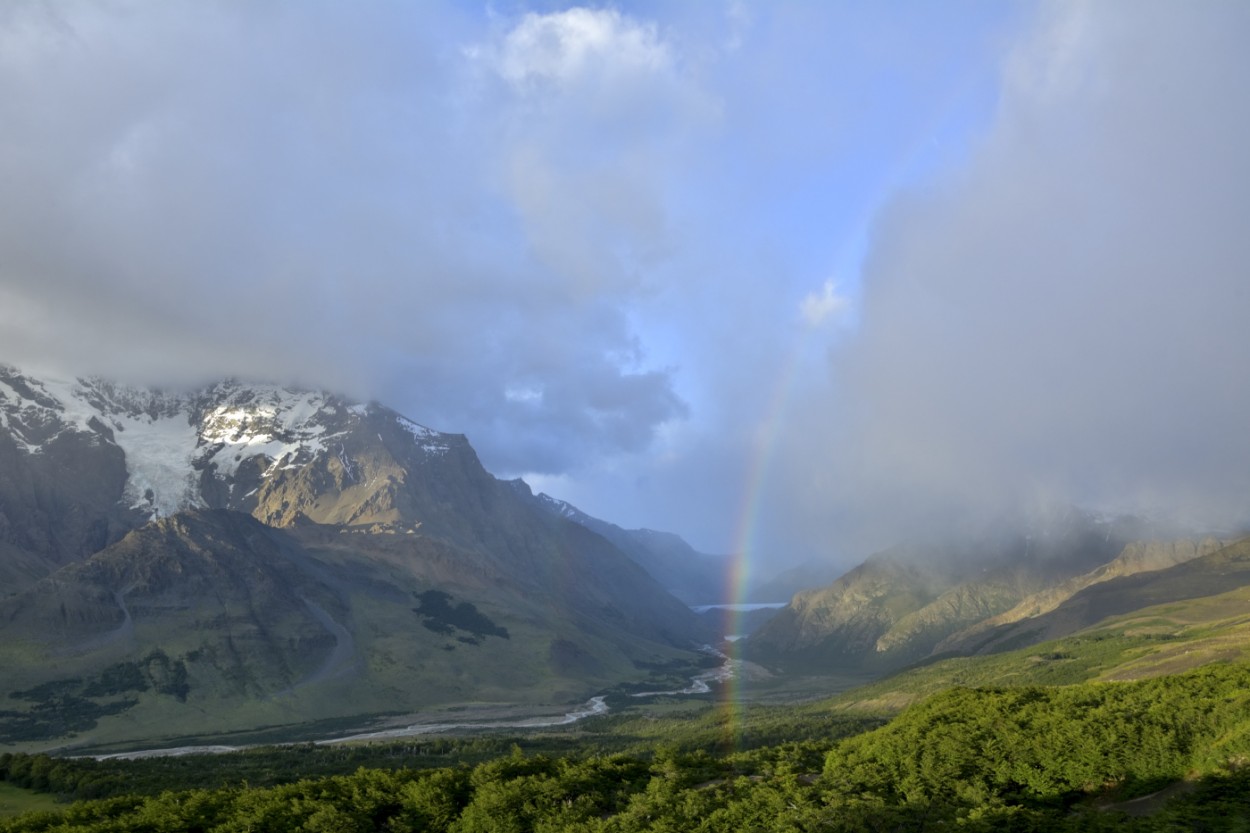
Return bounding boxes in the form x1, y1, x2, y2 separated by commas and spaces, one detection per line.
94, 649, 737, 760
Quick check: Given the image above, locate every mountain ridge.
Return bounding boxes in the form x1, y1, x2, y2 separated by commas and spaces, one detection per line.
746, 510, 1226, 674
0, 364, 714, 749
516, 485, 727, 605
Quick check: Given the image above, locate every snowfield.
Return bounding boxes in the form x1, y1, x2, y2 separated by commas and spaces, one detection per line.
0, 367, 451, 520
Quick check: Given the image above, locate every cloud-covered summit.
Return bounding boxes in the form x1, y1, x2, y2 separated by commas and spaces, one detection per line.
2, 2, 1246, 569
0, 2, 699, 476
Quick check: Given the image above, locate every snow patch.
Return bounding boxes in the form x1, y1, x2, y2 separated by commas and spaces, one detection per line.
0, 368, 449, 520
337, 443, 357, 483
0, 376, 38, 451
196, 387, 340, 479
396, 415, 451, 455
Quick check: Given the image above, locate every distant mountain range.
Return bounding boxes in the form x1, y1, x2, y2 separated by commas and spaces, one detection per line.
0, 365, 716, 750
518, 488, 727, 605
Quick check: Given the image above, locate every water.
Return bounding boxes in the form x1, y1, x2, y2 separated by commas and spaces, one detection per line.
690, 602, 787, 613
92, 652, 738, 759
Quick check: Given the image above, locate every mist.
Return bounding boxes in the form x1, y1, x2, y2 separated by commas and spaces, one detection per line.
761, 0, 1250, 563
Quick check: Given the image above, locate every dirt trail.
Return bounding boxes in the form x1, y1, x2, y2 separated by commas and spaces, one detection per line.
274, 598, 357, 696
62, 589, 135, 655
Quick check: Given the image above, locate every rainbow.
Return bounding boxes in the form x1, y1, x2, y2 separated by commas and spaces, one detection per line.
713, 342, 804, 749
705, 62, 997, 750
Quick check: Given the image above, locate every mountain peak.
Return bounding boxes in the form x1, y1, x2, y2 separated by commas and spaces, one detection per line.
0, 365, 455, 523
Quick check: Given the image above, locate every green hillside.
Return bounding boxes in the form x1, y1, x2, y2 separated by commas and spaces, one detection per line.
825, 540, 1250, 714
3, 660, 1249, 831
0, 509, 709, 753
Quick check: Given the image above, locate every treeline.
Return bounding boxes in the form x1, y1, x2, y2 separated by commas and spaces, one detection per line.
0, 737, 538, 802
2, 663, 1249, 831
825, 661, 1250, 807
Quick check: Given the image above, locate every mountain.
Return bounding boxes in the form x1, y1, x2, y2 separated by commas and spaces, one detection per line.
516, 487, 727, 605
746, 509, 1199, 673
0, 367, 143, 588
943, 536, 1247, 657
825, 535, 1250, 714
0, 366, 712, 749
935, 537, 1227, 654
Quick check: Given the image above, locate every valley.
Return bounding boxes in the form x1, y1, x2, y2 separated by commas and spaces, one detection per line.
3, 635, 1249, 830
3, 2, 1247, 828
3, 365, 1250, 830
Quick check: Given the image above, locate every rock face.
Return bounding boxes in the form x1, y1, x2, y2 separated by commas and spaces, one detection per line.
746, 511, 1216, 674
0, 365, 711, 749
0, 368, 141, 586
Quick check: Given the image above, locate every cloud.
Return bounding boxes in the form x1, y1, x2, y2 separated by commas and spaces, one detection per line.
7, 2, 1238, 572
770, 0, 1250, 554
799, 280, 851, 327
474, 7, 718, 301
0, 2, 699, 476
494, 8, 670, 90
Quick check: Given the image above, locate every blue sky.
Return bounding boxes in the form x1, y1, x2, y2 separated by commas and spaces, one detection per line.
2, 1, 1247, 573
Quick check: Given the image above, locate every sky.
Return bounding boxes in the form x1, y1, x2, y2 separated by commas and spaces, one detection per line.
1, 1, 1248, 574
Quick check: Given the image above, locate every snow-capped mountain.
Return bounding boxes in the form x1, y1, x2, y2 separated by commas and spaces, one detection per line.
0, 366, 451, 523
0, 363, 713, 750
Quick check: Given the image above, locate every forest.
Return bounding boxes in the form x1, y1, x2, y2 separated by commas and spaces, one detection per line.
2, 662, 1249, 831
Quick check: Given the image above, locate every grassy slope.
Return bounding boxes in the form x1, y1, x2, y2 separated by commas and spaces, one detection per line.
0, 511, 708, 754
0, 784, 60, 819
824, 580, 1250, 714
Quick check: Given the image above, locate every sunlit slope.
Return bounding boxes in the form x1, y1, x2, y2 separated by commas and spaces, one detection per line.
938, 537, 1227, 654
946, 536, 1250, 656
747, 512, 1139, 672
747, 510, 1231, 676
827, 538, 1250, 713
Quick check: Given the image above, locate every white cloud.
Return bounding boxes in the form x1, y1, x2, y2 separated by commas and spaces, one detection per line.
495, 8, 670, 90
799, 280, 851, 327
723, 1, 750, 53
467, 6, 718, 303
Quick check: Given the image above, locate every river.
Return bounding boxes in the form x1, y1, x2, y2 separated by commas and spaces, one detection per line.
93, 648, 735, 761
